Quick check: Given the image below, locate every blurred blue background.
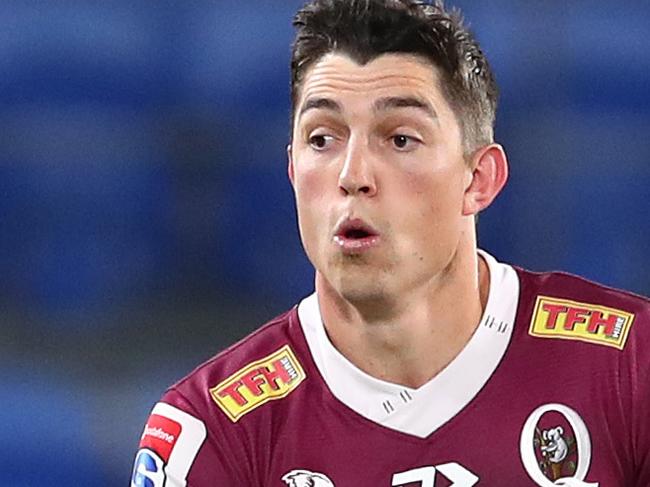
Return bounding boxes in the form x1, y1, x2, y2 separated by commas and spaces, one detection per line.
0, 1, 648, 485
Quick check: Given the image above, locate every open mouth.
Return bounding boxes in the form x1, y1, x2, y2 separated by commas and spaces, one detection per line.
333, 218, 380, 253
344, 228, 373, 239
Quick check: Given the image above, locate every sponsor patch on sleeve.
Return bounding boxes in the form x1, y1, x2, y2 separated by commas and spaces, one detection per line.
529, 295, 635, 350
131, 402, 206, 487
209, 344, 306, 422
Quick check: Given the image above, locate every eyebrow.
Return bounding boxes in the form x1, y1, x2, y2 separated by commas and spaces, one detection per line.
374, 96, 437, 121
298, 95, 437, 122
299, 97, 342, 118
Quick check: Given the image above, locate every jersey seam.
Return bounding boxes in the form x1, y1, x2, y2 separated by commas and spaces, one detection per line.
514, 266, 650, 305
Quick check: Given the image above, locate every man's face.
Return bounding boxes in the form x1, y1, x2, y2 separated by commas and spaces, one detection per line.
289, 52, 476, 304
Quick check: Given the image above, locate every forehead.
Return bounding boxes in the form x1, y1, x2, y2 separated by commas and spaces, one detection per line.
296, 52, 450, 116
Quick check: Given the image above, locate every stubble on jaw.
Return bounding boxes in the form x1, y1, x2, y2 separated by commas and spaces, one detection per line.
322, 252, 400, 320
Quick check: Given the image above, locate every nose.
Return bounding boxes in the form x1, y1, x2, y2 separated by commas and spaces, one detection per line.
338, 139, 377, 197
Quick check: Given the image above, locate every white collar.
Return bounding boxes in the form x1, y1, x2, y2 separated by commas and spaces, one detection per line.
297, 250, 520, 438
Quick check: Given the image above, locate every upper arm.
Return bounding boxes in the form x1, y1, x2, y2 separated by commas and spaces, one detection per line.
130, 389, 248, 486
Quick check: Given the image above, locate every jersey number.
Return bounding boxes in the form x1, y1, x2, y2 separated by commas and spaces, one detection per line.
392, 463, 479, 487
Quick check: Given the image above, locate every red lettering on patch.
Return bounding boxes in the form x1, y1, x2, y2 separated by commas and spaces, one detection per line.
530, 296, 635, 350
241, 368, 268, 396
218, 381, 248, 406
586, 310, 620, 336
542, 303, 567, 329
210, 345, 306, 422
139, 414, 182, 462
262, 359, 293, 389
563, 307, 590, 331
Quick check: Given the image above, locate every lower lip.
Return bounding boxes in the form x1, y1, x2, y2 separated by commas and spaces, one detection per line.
333, 235, 381, 254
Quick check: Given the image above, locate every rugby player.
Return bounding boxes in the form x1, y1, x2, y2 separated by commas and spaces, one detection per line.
131, 1, 650, 485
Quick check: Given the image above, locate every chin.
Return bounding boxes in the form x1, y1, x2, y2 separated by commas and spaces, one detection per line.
335, 276, 388, 304
318, 252, 393, 300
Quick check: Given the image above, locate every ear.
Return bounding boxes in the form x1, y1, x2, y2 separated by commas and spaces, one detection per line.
462, 143, 509, 216
287, 144, 295, 189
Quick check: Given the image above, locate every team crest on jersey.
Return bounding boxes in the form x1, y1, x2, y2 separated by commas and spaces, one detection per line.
529, 296, 634, 350
210, 345, 306, 422
131, 403, 206, 487
520, 403, 599, 487
282, 469, 335, 486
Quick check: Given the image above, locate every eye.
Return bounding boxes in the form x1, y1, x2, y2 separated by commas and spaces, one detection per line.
390, 134, 420, 151
308, 134, 335, 151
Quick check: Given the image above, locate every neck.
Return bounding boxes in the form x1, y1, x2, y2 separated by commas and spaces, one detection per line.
316, 245, 489, 389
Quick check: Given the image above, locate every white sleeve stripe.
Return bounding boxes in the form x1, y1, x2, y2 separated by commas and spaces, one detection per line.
151, 402, 207, 485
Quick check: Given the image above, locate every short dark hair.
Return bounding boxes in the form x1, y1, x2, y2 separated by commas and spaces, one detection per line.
291, 0, 498, 154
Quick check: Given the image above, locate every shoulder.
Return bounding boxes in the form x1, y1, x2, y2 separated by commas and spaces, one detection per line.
175, 307, 298, 383
513, 266, 649, 352
510, 268, 650, 471
168, 306, 307, 414
166, 308, 307, 424
516, 266, 648, 312
132, 306, 310, 485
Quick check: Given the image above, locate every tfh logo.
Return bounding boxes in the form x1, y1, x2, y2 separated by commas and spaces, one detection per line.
529, 296, 634, 350
209, 345, 306, 422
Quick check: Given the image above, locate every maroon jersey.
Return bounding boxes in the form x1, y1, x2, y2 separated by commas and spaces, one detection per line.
131, 252, 650, 486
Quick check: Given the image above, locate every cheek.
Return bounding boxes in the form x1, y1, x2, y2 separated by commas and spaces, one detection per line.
295, 167, 329, 224
401, 167, 465, 215
394, 169, 466, 246
294, 168, 333, 250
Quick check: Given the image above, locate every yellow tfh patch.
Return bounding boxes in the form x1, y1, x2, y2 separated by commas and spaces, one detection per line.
209, 345, 306, 422
529, 296, 635, 350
